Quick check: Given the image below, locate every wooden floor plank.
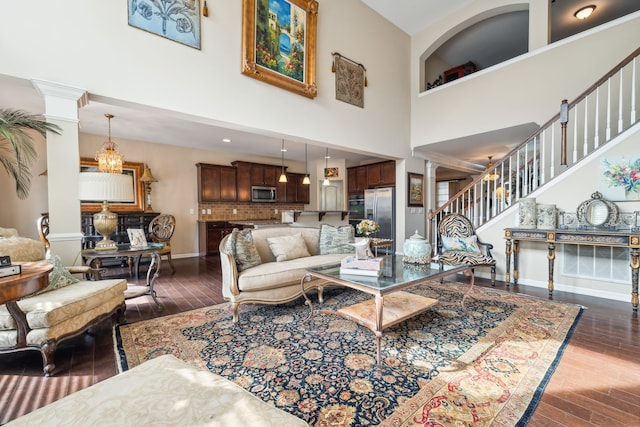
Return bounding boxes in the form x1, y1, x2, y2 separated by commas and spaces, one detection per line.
1, 256, 639, 425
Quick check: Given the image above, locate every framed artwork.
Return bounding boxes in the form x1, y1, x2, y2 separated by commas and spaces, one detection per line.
127, 0, 201, 49
127, 228, 148, 247
408, 172, 424, 207
241, 0, 318, 98
600, 155, 640, 201
80, 158, 145, 213
324, 167, 339, 178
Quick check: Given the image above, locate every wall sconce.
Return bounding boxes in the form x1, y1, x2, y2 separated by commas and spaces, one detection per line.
203, 1, 209, 17
139, 165, 158, 212
302, 144, 311, 185
574, 5, 595, 20
323, 148, 330, 186
279, 140, 288, 183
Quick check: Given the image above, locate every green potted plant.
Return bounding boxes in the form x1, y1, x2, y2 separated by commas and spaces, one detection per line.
0, 108, 61, 199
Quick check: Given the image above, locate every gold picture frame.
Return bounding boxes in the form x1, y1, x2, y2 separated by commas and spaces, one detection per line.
408, 172, 424, 207
241, 0, 318, 99
80, 158, 145, 213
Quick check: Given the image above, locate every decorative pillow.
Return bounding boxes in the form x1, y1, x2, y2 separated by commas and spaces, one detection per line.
318, 224, 355, 255
36, 256, 81, 295
226, 228, 261, 272
267, 233, 311, 262
442, 235, 481, 253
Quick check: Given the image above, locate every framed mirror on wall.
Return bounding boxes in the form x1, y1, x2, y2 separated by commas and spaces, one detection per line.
79, 158, 145, 213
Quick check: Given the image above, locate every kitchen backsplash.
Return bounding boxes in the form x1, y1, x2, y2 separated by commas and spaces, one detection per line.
198, 202, 305, 221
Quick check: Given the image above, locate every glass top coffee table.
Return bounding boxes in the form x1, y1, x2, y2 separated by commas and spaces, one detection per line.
301, 255, 474, 367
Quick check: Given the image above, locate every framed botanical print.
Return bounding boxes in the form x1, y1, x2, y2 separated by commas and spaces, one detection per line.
241, 0, 318, 98
80, 158, 145, 213
408, 172, 424, 207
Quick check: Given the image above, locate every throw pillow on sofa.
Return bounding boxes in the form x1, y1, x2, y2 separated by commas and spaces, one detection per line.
267, 233, 311, 262
35, 255, 81, 295
441, 235, 481, 253
226, 229, 262, 272
318, 224, 355, 255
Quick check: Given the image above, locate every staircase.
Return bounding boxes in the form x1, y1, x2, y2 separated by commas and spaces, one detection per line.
428, 47, 640, 243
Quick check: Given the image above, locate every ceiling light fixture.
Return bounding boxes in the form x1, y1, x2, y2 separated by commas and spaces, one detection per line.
302, 144, 311, 185
483, 156, 500, 181
95, 113, 124, 174
574, 5, 595, 20
323, 148, 330, 186
279, 139, 288, 183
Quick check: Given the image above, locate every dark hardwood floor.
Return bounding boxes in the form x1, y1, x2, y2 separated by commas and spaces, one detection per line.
1, 256, 639, 426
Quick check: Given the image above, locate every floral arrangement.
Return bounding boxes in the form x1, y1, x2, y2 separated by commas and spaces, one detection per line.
602, 158, 640, 194
356, 219, 379, 236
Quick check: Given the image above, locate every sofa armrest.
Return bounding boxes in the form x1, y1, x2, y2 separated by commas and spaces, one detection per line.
219, 235, 240, 297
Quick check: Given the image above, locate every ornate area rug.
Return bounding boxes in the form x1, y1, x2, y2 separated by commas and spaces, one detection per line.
114, 281, 582, 426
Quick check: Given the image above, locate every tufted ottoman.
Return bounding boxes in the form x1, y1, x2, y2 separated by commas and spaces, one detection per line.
5, 354, 309, 426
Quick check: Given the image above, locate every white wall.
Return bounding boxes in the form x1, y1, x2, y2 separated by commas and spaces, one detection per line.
0, 0, 411, 159
411, 4, 640, 148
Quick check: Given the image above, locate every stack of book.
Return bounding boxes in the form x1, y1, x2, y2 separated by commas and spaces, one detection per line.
339, 255, 384, 277
0, 256, 21, 278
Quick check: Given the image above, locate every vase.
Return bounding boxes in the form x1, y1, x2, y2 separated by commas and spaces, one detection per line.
402, 230, 432, 264
519, 197, 537, 228
355, 238, 370, 260
536, 204, 557, 230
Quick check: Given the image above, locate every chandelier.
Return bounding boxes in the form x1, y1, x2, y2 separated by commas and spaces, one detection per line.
96, 113, 124, 174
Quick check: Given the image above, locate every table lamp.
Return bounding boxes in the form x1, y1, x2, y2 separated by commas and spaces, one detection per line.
79, 172, 134, 251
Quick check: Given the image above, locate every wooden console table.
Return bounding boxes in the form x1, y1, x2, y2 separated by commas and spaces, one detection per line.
504, 228, 640, 311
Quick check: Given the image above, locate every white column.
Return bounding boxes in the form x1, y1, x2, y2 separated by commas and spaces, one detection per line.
32, 79, 88, 266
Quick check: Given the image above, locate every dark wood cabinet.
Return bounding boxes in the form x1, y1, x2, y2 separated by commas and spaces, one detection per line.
197, 163, 236, 202
199, 221, 234, 255
81, 212, 159, 250
347, 166, 367, 194
233, 161, 281, 202
366, 161, 395, 187
281, 173, 310, 204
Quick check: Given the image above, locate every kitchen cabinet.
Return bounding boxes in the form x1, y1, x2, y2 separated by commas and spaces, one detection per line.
199, 221, 235, 255
366, 161, 395, 187
282, 173, 310, 204
347, 165, 367, 194
197, 163, 236, 202
233, 161, 281, 202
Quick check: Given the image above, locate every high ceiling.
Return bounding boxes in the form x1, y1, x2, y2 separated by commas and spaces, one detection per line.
1, 1, 638, 170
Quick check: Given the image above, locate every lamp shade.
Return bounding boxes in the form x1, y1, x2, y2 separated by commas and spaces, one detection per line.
79, 172, 135, 202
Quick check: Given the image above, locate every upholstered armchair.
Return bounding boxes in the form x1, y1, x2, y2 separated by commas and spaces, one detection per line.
436, 213, 496, 286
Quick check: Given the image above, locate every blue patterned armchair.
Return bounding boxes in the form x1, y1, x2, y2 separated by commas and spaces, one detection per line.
437, 213, 496, 286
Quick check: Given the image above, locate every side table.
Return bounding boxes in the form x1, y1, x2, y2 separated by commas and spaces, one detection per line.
0, 262, 53, 347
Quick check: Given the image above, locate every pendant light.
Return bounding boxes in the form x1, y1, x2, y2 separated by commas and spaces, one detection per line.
482, 156, 500, 181
279, 140, 287, 183
95, 113, 124, 174
322, 148, 330, 186
302, 144, 311, 185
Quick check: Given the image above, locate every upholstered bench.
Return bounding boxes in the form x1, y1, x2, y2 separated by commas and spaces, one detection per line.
0, 260, 127, 376
5, 354, 309, 426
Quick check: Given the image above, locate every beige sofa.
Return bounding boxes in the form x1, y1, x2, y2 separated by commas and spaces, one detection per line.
220, 226, 354, 322
0, 227, 45, 261
0, 252, 127, 376
6, 354, 308, 426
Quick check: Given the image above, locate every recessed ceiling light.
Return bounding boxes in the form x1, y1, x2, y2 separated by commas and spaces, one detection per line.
222, 138, 231, 143
574, 5, 596, 20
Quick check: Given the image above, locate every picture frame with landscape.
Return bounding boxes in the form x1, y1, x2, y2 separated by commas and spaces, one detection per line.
241, 0, 318, 98
408, 172, 424, 207
80, 158, 145, 213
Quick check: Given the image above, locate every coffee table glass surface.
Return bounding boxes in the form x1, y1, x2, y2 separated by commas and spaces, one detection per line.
303, 255, 474, 367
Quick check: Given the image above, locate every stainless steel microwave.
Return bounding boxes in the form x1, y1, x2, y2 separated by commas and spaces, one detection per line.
251, 186, 277, 202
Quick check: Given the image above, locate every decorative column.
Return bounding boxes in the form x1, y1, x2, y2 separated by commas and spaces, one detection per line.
32, 80, 88, 266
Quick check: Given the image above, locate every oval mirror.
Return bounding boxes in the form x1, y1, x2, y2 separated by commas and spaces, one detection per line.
585, 200, 609, 226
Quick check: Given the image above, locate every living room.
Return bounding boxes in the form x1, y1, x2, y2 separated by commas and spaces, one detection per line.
1, 0, 640, 425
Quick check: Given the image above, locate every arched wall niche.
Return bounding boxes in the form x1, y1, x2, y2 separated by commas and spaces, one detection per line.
419, 3, 530, 92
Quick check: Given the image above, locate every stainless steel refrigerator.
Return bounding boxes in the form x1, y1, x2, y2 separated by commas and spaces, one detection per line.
364, 187, 395, 253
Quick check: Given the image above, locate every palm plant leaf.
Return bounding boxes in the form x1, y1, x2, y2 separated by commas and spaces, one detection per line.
0, 109, 61, 199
